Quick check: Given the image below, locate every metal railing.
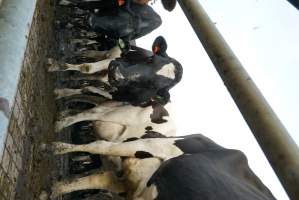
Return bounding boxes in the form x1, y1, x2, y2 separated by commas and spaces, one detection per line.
0, 0, 57, 199
177, 0, 299, 199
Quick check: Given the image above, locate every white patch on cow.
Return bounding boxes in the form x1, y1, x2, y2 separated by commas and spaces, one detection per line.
49, 46, 121, 74
39, 191, 48, 200
65, 59, 113, 74
59, 0, 72, 5
55, 102, 175, 136
109, 46, 122, 59
93, 119, 176, 142
156, 63, 176, 79
130, 73, 141, 80
71, 39, 98, 45
54, 86, 112, 99
122, 158, 160, 199
114, 67, 125, 80
53, 138, 184, 160
137, 184, 158, 200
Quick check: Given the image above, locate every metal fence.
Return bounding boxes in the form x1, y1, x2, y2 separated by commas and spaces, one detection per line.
0, 0, 57, 199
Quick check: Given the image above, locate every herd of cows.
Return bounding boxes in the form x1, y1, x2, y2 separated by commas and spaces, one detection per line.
45, 0, 277, 199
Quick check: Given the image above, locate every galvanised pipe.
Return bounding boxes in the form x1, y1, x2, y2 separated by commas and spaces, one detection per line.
0, 0, 37, 155
177, 0, 299, 199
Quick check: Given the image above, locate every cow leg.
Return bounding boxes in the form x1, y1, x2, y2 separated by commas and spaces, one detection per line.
65, 46, 121, 74
65, 59, 113, 74
48, 46, 121, 73
52, 138, 183, 160
70, 38, 99, 46
54, 86, 112, 99
51, 171, 125, 198
55, 105, 121, 132
47, 58, 112, 74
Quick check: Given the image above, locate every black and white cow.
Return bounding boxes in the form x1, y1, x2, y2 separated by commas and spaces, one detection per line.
51, 134, 276, 200
59, 0, 176, 12
48, 36, 183, 106
55, 100, 176, 141
88, 3, 162, 43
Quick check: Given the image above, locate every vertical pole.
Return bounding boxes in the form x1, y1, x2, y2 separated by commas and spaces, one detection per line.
177, 0, 299, 199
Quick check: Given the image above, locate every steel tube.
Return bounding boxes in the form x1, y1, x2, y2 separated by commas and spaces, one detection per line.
177, 0, 299, 199
0, 0, 37, 154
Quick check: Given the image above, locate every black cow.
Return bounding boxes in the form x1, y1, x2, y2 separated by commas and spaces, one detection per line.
59, 0, 177, 12
88, 3, 162, 43
51, 134, 276, 200
49, 36, 183, 106
108, 36, 183, 105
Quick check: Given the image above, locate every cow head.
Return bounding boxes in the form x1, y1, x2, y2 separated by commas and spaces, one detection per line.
108, 36, 182, 106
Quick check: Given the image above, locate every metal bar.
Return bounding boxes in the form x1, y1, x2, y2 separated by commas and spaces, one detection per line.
177, 0, 299, 199
0, 0, 37, 155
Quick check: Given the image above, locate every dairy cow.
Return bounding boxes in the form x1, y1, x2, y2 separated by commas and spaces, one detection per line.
59, 0, 176, 12
88, 3, 161, 43
51, 134, 276, 200
55, 100, 176, 141
48, 36, 183, 106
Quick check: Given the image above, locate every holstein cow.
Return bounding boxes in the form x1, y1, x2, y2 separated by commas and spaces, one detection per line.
88, 3, 162, 43
51, 134, 276, 200
48, 36, 183, 106
59, 0, 176, 12
55, 96, 176, 171
55, 100, 176, 141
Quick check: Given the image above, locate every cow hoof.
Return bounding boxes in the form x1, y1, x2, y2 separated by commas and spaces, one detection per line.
39, 191, 49, 200
53, 89, 61, 99
39, 143, 47, 151
52, 142, 73, 155
54, 121, 64, 133
47, 58, 61, 72
50, 181, 64, 199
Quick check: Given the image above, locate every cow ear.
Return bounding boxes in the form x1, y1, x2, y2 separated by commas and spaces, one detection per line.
152, 36, 168, 56
161, 0, 176, 11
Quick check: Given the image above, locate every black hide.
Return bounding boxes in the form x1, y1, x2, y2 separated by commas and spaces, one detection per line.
89, 3, 162, 41
63, 0, 118, 11
107, 54, 183, 105
148, 135, 276, 200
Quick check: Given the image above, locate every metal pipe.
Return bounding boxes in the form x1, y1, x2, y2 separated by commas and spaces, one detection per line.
177, 0, 299, 199
0, 0, 37, 155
